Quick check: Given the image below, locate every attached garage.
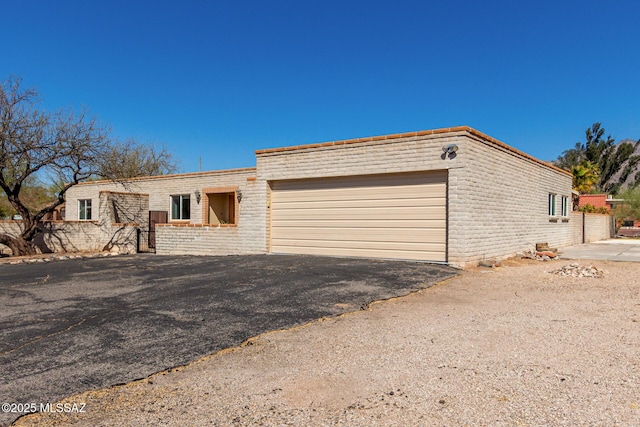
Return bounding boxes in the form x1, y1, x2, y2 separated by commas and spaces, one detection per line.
270, 171, 448, 262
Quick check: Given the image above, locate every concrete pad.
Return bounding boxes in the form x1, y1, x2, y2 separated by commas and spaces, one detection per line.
559, 239, 640, 261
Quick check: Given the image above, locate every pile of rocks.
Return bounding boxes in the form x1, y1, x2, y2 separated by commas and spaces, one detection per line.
519, 243, 561, 261
549, 263, 606, 278
520, 250, 558, 261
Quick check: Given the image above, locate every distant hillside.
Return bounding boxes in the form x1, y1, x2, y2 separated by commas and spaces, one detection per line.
602, 139, 640, 193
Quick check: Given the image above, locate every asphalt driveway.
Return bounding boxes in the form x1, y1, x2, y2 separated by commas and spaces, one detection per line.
0, 254, 456, 426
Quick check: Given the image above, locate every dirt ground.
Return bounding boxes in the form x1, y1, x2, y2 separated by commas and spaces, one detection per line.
11, 258, 640, 426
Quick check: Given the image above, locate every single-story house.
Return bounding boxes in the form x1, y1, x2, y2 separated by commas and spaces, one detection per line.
61, 126, 612, 266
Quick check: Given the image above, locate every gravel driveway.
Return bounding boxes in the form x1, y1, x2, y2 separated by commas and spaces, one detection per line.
10, 258, 640, 426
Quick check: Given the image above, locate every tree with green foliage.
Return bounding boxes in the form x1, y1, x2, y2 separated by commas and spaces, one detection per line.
0, 75, 176, 256
584, 123, 615, 167
555, 142, 585, 171
554, 123, 640, 193
571, 160, 600, 194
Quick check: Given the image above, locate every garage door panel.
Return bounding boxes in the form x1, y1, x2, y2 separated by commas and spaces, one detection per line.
272, 239, 446, 252
272, 227, 446, 243
272, 197, 446, 209
272, 186, 446, 203
272, 171, 447, 191
271, 245, 446, 262
271, 219, 447, 229
270, 172, 447, 262
272, 206, 446, 221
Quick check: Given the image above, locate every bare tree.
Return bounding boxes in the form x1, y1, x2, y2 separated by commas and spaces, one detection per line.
0, 76, 110, 255
99, 138, 177, 178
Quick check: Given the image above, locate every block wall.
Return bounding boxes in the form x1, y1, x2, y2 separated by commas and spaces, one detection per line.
0, 220, 138, 254
583, 213, 614, 243
101, 192, 149, 228
570, 212, 584, 245
257, 132, 467, 181
65, 168, 257, 224
65, 168, 267, 255
155, 179, 267, 255
447, 134, 574, 264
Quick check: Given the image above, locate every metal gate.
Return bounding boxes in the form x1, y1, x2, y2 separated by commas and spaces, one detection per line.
138, 211, 168, 253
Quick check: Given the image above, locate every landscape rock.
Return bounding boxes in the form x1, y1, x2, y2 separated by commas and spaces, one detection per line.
549, 263, 605, 278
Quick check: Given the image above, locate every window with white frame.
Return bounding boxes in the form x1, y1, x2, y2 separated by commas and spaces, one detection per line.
79, 199, 92, 220
561, 196, 569, 217
171, 195, 190, 220
548, 193, 556, 216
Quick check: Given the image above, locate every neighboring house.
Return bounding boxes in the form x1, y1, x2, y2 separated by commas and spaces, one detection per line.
577, 194, 625, 212
61, 126, 613, 266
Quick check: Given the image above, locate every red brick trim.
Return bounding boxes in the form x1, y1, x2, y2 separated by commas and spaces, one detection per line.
156, 223, 238, 228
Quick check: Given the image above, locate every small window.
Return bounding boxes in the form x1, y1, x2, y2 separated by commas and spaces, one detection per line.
548, 194, 556, 216
171, 195, 190, 220
561, 196, 569, 217
79, 199, 92, 220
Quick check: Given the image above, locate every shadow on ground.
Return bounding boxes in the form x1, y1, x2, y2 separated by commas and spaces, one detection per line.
0, 254, 457, 426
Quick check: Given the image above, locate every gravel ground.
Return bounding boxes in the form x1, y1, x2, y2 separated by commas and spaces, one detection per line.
11, 259, 640, 426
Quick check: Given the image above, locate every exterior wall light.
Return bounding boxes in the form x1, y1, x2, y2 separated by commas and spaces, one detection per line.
194, 190, 201, 204
443, 144, 458, 154
237, 189, 243, 203
442, 144, 458, 159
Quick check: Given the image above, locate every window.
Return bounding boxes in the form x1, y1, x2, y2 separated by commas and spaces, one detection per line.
171, 195, 190, 220
548, 193, 556, 216
79, 199, 92, 220
561, 196, 569, 217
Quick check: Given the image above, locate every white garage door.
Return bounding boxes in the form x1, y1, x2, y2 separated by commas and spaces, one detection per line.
270, 171, 447, 262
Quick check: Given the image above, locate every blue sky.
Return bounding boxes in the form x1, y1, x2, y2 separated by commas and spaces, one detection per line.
2, 0, 639, 172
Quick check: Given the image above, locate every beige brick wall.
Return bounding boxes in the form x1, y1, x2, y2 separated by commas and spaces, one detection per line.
257, 130, 574, 266
447, 133, 574, 264
570, 212, 584, 244
583, 213, 615, 243
65, 168, 256, 224
0, 220, 138, 254
101, 192, 149, 227
155, 179, 267, 255
64, 168, 267, 255
257, 132, 467, 181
